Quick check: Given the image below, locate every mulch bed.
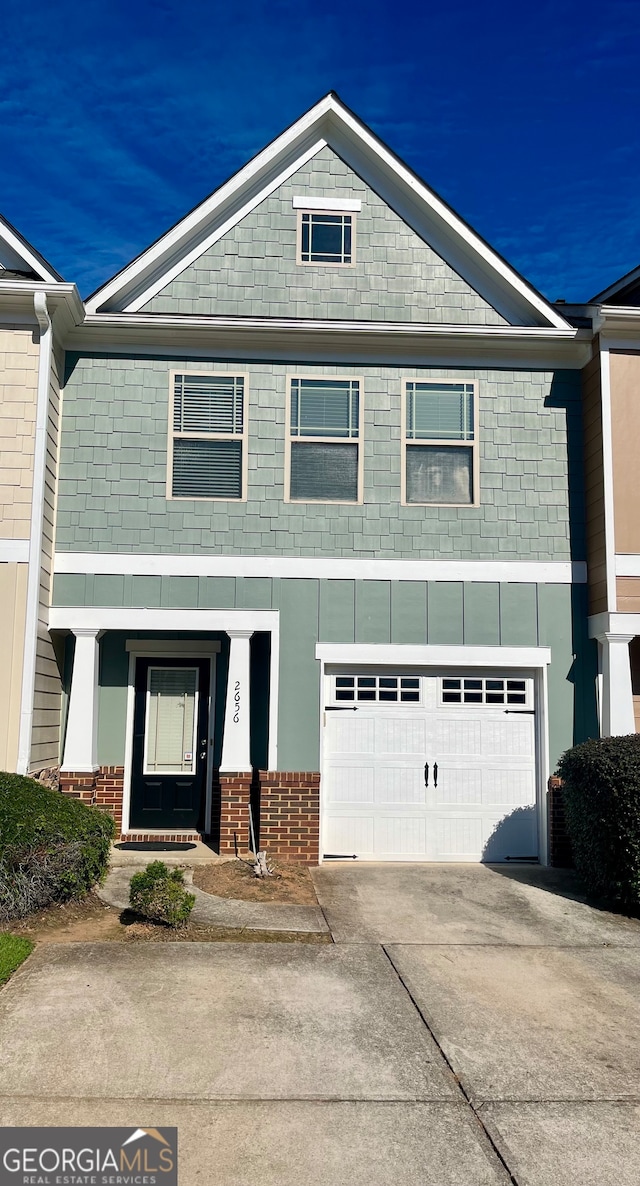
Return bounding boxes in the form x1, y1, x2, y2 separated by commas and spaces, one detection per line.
193, 857, 319, 906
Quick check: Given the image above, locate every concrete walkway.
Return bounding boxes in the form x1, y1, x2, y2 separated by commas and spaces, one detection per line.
1, 864, 639, 1184
99, 863, 329, 934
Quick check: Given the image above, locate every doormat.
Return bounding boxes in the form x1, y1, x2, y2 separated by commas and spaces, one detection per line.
114, 842, 198, 852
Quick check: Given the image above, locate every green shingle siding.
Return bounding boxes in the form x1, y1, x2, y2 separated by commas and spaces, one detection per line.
141, 146, 507, 325
57, 356, 584, 562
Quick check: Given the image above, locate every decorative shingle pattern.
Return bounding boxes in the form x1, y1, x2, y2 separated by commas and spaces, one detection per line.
142, 146, 508, 325
57, 356, 583, 562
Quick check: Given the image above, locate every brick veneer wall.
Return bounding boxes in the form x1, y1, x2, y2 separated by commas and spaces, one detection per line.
259, 772, 320, 864
548, 776, 574, 868
218, 773, 253, 854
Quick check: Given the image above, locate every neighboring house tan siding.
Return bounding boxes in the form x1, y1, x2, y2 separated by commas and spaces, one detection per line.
30, 340, 63, 770
0, 562, 27, 770
582, 338, 607, 614
0, 327, 38, 539
0, 326, 38, 771
616, 577, 640, 612
630, 637, 640, 734
610, 350, 640, 555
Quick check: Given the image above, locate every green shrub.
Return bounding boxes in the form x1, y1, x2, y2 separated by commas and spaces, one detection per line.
0, 773, 115, 921
556, 735, 640, 910
0, 933, 34, 985
129, 861, 195, 927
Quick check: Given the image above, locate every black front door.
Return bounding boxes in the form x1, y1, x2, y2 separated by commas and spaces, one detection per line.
130, 657, 210, 831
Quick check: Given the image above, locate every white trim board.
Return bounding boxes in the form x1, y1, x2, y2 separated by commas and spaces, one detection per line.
0, 539, 29, 563
316, 643, 551, 668
292, 195, 361, 211
53, 552, 588, 585
49, 606, 279, 633
615, 555, 640, 577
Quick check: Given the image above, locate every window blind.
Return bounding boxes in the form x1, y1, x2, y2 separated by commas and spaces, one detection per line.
145, 667, 197, 774
174, 374, 244, 435
290, 442, 358, 502
406, 382, 474, 441
291, 378, 359, 438
172, 438, 242, 499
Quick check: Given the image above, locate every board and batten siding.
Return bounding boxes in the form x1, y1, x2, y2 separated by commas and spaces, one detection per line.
57, 356, 584, 563
53, 576, 597, 774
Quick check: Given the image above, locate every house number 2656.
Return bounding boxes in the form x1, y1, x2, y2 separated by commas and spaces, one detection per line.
233, 681, 241, 724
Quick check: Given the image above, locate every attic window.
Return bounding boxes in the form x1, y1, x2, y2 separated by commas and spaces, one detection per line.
298, 211, 354, 266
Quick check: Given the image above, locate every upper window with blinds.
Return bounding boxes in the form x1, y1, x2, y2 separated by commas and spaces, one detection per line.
402, 380, 478, 506
286, 377, 362, 503
168, 373, 247, 500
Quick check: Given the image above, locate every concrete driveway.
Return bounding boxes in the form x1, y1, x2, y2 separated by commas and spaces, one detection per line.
1, 864, 639, 1185
312, 863, 640, 1185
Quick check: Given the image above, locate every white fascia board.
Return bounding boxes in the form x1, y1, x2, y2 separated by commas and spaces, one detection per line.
315, 642, 552, 668
0, 539, 30, 563
125, 140, 327, 312
616, 555, 640, 577
323, 102, 570, 331
0, 218, 61, 283
85, 95, 337, 313
49, 606, 280, 633
54, 552, 587, 584
292, 196, 361, 211
84, 92, 568, 329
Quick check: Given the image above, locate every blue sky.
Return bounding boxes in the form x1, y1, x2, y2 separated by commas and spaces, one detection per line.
2, 0, 639, 301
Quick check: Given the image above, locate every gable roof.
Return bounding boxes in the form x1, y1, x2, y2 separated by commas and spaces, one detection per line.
85, 93, 569, 330
591, 263, 640, 307
0, 213, 64, 284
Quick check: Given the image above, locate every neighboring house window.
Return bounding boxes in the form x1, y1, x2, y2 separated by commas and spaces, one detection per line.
287, 377, 362, 503
298, 211, 354, 265
169, 373, 246, 500
402, 380, 478, 506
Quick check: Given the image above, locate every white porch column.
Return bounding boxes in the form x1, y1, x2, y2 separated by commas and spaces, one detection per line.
61, 629, 102, 771
598, 631, 635, 737
220, 629, 253, 772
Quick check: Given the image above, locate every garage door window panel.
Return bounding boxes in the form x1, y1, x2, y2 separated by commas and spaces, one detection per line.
287, 377, 362, 503
403, 381, 478, 506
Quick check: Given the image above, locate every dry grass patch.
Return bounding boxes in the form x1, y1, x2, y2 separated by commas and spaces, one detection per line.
8, 890, 330, 945
193, 858, 319, 906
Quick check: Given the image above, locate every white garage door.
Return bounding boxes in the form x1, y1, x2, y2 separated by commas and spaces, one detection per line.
322, 670, 538, 862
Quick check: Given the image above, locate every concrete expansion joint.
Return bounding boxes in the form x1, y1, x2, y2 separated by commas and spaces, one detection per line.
380, 944, 521, 1186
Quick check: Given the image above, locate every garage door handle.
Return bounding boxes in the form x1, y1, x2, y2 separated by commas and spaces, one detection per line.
433, 762, 438, 788
424, 762, 429, 787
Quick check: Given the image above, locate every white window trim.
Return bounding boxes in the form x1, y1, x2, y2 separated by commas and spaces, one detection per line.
292, 196, 361, 211
296, 209, 356, 267
400, 378, 480, 507
284, 374, 364, 505
166, 369, 249, 503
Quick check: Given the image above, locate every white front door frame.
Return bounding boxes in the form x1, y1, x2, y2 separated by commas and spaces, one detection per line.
315, 643, 552, 865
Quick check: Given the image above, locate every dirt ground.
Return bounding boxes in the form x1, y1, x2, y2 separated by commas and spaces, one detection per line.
193, 857, 319, 906
4, 891, 330, 946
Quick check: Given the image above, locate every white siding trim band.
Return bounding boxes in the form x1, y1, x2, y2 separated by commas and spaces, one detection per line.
316, 643, 551, 668
0, 539, 29, 563
53, 553, 587, 585
615, 555, 640, 577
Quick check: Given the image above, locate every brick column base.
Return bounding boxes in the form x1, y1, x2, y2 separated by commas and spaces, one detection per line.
60, 767, 125, 837
548, 776, 574, 868
259, 772, 320, 864
219, 773, 253, 855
